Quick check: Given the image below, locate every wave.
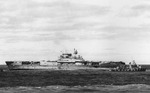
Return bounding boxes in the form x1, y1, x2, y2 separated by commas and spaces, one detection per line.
0, 84, 150, 93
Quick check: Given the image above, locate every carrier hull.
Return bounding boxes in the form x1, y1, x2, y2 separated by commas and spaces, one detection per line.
6, 64, 111, 70
5, 61, 120, 70
6, 61, 58, 70
7, 65, 58, 70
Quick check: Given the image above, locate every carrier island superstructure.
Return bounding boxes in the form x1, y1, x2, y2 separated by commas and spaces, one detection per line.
5, 49, 145, 71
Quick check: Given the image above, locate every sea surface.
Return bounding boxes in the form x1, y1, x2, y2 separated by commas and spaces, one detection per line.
1, 84, 150, 93
0, 65, 150, 93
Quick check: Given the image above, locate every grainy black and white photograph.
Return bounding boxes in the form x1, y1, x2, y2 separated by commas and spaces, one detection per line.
0, 0, 150, 93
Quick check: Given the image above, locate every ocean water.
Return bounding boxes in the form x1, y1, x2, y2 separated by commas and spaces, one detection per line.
1, 65, 150, 93
0, 84, 150, 93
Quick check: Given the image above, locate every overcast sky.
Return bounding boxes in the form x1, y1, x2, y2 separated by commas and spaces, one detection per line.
1, 0, 150, 64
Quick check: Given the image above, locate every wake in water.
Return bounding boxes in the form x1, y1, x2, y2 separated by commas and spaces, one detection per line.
0, 84, 150, 93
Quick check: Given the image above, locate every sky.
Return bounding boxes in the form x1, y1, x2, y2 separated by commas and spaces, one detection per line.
0, 0, 150, 64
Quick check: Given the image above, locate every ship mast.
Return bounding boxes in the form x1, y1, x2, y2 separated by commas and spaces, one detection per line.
74, 48, 78, 55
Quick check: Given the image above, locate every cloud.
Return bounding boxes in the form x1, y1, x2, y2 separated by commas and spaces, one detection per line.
0, 0, 110, 25
100, 26, 150, 41
132, 5, 150, 11
0, 0, 111, 44
2, 25, 150, 44
119, 4, 150, 17
0, 0, 150, 64
131, 5, 150, 16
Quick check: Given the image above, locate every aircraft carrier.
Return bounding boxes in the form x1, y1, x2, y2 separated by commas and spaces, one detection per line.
5, 49, 145, 71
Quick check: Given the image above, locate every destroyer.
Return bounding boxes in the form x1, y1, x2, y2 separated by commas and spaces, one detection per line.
111, 60, 146, 72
